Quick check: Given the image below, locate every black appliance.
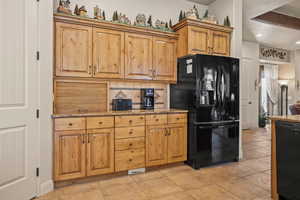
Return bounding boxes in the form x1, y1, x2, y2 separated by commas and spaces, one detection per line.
276, 121, 300, 200
112, 99, 132, 111
170, 54, 240, 169
141, 88, 155, 110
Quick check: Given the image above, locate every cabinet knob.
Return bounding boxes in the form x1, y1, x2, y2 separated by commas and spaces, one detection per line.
140, 117, 144, 120
129, 120, 133, 123
129, 143, 133, 146
68, 123, 73, 126
129, 131, 133, 134
129, 159, 132, 162
155, 119, 159, 122
98, 121, 103, 125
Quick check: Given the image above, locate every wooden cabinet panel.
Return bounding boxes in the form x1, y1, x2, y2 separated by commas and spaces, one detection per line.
167, 124, 187, 163
115, 115, 145, 127
211, 31, 230, 56
115, 148, 145, 172
55, 22, 92, 77
153, 37, 177, 81
125, 33, 153, 80
168, 114, 187, 124
115, 126, 145, 139
188, 26, 210, 55
87, 129, 114, 176
54, 130, 86, 181
146, 126, 168, 167
87, 117, 114, 129
93, 28, 124, 78
115, 137, 145, 151
146, 114, 168, 126
54, 118, 86, 131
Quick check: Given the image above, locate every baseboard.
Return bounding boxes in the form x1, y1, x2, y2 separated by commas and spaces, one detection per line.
39, 179, 54, 197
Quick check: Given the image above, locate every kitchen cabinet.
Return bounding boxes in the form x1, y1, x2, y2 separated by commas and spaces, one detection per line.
173, 18, 233, 57
167, 124, 187, 163
53, 111, 187, 181
87, 128, 114, 176
54, 130, 86, 181
54, 14, 178, 82
125, 33, 153, 80
93, 28, 124, 79
153, 37, 177, 81
146, 126, 168, 166
146, 113, 187, 167
55, 22, 93, 77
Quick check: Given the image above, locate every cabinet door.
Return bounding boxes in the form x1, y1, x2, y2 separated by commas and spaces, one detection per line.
55, 22, 92, 77
93, 28, 124, 78
125, 33, 153, 80
146, 126, 168, 167
210, 31, 230, 56
153, 37, 177, 82
167, 124, 187, 163
87, 129, 114, 176
188, 26, 210, 55
54, 130, 86, 181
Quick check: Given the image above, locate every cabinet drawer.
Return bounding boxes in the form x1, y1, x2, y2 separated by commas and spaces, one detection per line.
115, 137, 145, 151
115, 115, 145, 127
87, 117, 114, 129
115, 148, 145, 172
146, 114, 167, 125
168, 114, 187, 124
54, 118, 86, 131
115, 126, 145, 139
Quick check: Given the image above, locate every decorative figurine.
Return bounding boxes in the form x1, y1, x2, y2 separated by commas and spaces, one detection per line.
203, 10, 208, 18
79, 6, 88, 17
224, 16, 231, 27
186, 8, 198, 20
179, 10, 183, 21
112, 11, 119, 22
194, 5, 200, 19
135, 14, 147, 26
57, 0, 72, 15
147, 15, 153, 27
74, 4, 79, 16
119, 13, 131, 25
94, 6, 105, 20
169, 19, 173, 28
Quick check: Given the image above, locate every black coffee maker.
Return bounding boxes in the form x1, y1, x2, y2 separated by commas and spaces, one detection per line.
141, 88, 154, 110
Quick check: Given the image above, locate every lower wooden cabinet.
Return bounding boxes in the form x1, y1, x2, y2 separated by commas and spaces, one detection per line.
54, 112, 187, 181
146, 123, 187, 167
146, 126, 168, 167
87, 129, 114, 176
54, 130, 86, 181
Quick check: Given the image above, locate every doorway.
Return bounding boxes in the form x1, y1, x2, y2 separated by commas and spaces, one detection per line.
0, 1, 39, 199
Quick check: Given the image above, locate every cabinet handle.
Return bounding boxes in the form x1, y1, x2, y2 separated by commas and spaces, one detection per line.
88, 134, 91, 143
93, 65, 96, 76
165, 128, 169, 136
89, 65, 92, 75
81, 135, 85, 144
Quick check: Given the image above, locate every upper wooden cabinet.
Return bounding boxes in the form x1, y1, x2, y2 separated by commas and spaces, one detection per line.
54, 14, 178, 82
153, 37, 177, 82
125, 33, 153, 80
93, 28, 124, 79
55, 22, 93, 77
173, 18, 233, 57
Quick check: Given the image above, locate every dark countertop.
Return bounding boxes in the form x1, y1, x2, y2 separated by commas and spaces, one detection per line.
52, 109, 188, 118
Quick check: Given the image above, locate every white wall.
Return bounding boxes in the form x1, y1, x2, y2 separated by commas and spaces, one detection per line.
39, 0, 53, 196
53, 0, 208, 25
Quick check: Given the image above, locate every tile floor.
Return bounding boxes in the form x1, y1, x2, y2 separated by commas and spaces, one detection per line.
38, 127, 272, 200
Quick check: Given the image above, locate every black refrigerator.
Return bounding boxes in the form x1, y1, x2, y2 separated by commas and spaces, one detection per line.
170, 54, 240, 169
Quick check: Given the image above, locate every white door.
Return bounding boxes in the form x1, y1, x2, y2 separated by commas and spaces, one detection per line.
241, 58, 259, 129
0, 0, 39, 200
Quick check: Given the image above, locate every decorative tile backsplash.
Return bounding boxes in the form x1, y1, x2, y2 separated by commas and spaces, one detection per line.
109, 81, 168, 110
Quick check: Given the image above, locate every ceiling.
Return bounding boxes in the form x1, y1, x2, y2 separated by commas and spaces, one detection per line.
243, 0, 300, 50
